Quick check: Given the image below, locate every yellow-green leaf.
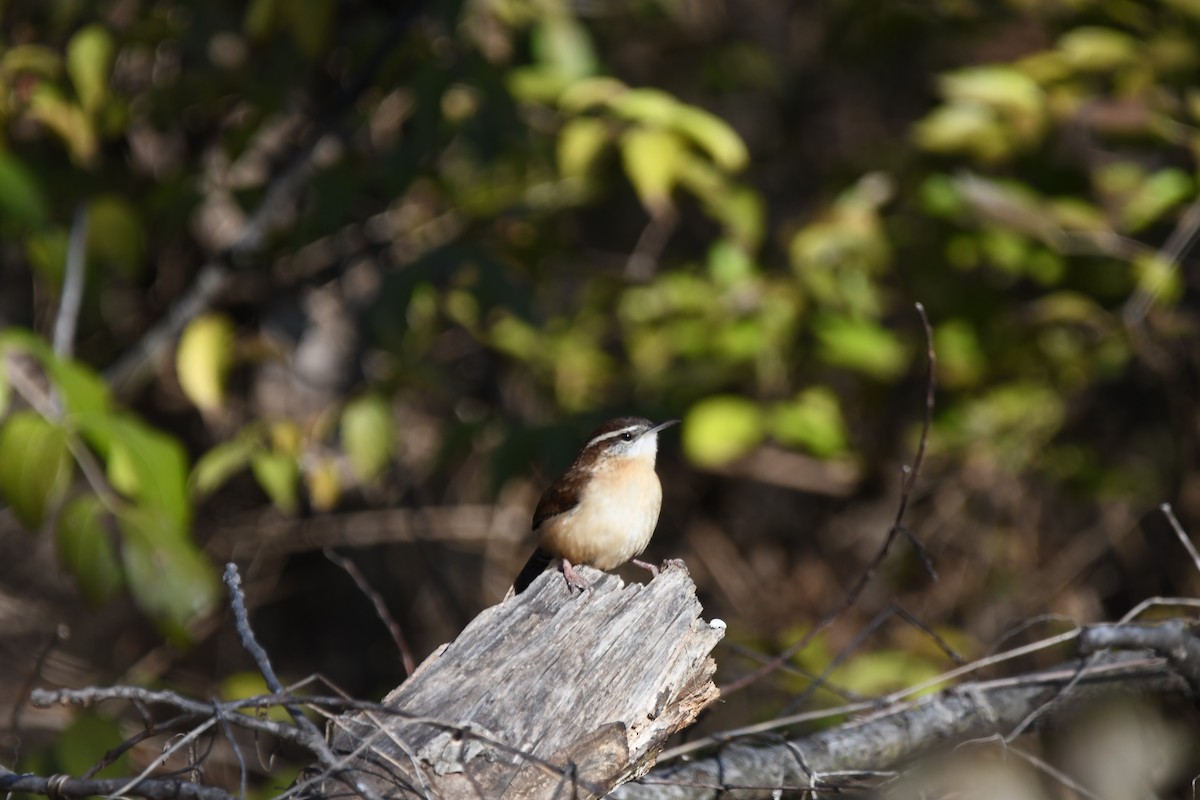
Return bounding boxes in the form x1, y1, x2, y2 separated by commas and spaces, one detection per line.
57, 494, 123, 604
1058, 26, 1139, 72
176, 314, 237, 412
1121, 168, 1192, 233
80, 413, 191, 532
669, 104, 748, 172
683, 396, 766, 467
557, 116, 610, 178
219, 672, 292, 721
306, 456, 341, 512
341, 394, 395, 484
29, 84, 98, 165
813, 314, 909, 381
119, 507, 219, 646
66, 24, 114, 114
251, 452, 300, 514
190, 426, 265, 499
619, 126, 685, 213
0, 411, 73, 530
768, 387, 847, 458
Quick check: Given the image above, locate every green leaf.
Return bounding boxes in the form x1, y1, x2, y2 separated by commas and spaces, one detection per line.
219, 672, 292, 721
0, 332, 112, 418
341, 394, 395, 484
29, 84, 98, 165
80, 413, 191, 532
619, 126, 685, 214
531, 13, 596, 83
0, 411, 73, 530
0, 151, 49, 229
669, 104, 748, 172
1058, 26, 1139, 72
190, 426, 265, 500
1, 44, 62, 78
933, 318, 986, 389
813, 314, 909, 381
176, 313, 237, 412
66, 24, 114, 114
119, 507, 218, 647
1121, 168, 1193, 233
46, 355, 112, 419
557, 116, 610, 179
683, 396, 766, 467
251, 452, 300, 514
939, 65, 1043, 120
56, 494, 123, 604
56, 712, 127, 778
768, 387, 848, 458
912, 105, 1008, 161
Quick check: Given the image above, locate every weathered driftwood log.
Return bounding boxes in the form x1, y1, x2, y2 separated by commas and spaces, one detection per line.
313, 562, 722, 799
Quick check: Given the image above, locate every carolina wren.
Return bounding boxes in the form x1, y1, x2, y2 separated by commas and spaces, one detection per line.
511, 416, 679, 594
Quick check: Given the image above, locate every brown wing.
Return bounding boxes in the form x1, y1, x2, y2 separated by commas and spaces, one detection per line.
532, 466, 587, 530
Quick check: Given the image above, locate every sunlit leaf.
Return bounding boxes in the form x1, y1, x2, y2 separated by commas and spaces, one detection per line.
813, 314, 908, 381
80, 413, 191, 532
1121, 168, 1192, 233
219, 672, 292, 721
176, 314, 237, 412
0, 45, 62, 78
119, 507, 219, 646
0, 411, 73, 529
557, 116, 610, 179
683, 396, 765, 467
933, 318, 986, 389
251, 452, 300, 514
912, 105, 1008, 161
531, 13, 596, 83
66, 24, 114, 114
619, 126, 685, 213
29, 84, 97, 165
559, 76, 627, 112
305, 456, 341, 512
769, 387, 847, 458
341, 394, 395, 484
1132, 252, 1183, 306
190, 426, 265, 499
669, 104, 748, 172
56, 494, 123, 604
1057, 26, 1140, 72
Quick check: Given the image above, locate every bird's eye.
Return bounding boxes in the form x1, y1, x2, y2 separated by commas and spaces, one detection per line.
621, 432, 635, 442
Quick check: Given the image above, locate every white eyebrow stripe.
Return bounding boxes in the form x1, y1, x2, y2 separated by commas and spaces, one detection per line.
584, 425, 643, 449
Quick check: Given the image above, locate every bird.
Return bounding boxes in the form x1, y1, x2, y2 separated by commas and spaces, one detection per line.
511, 416, 679, 595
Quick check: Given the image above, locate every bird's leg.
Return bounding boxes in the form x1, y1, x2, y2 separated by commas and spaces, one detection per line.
561, 558, 591, 592
631, 558, 660, 578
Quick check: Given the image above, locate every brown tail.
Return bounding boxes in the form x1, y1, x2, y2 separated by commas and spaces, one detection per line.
512, 547, 553, 594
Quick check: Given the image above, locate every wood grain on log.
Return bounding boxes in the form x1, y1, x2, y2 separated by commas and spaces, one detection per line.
314, 562, 722, 799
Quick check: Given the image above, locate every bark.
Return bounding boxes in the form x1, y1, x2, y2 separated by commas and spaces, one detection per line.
309, 562, 722, 799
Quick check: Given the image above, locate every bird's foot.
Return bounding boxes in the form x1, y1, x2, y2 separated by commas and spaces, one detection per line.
631, 558, 660, 578
561, 559, 591, 592
659, 557, 687, 572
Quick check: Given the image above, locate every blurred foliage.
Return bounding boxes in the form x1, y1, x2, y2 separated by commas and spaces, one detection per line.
1, 0, 1199, 787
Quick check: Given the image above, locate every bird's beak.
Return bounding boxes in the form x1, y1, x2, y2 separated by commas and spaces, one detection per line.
646, 419, 680, 436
